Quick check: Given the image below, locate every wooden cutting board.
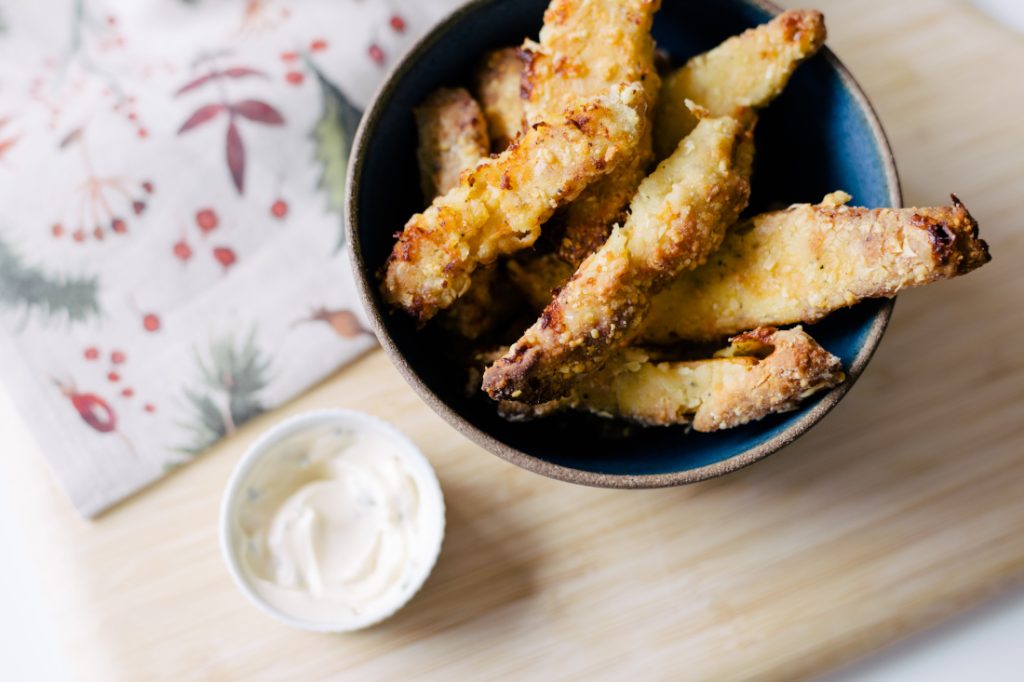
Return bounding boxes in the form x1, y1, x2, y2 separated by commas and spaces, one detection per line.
3, 0, 1023, 679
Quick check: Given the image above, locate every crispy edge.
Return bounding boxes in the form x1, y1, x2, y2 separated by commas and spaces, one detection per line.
382, 83, 644, 323
691, 326, 843, 431
641, 192, 992, 343
482, 114, 755, 402
414, 87, 490, 201
653, 9, 826, 159
472, 48, 527, 152
497, 327, 844, 430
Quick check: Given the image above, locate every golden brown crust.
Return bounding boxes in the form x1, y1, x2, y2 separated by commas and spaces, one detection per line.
472, 48, 527, 152
414, 87, 490, 201
382, 83, 644, 323
498, 327, 844, 430
483, 114, 755, 402
519, 0, 662, 267
641, 192, 992, 343
520, 0, 662, 125
653, 9, 826, 159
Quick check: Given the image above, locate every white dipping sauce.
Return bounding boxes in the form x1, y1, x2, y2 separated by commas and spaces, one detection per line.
226, 416, 444, 630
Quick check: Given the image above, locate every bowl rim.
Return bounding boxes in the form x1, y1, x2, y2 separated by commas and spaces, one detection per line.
346, 0, 902, 489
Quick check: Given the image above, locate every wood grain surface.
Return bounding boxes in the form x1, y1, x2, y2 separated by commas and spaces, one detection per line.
2, 0, 1023, 679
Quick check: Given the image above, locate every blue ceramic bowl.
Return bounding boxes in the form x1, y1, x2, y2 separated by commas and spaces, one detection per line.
347, 0, 900, 487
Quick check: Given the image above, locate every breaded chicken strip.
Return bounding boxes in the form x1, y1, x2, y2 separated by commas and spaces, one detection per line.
382, 82, 644, 323
654, 9, 826, 159
413, 88, 512, 339
472, 48, 527, 152
642, 192, 992, 343
414, 87, 490, 200
497, 327, 844, 431
483, 114, 755, 402
520, 0, 662, 266
509, 193, 992, 334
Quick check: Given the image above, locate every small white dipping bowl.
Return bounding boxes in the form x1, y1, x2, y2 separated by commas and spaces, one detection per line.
220, 409, 445, 632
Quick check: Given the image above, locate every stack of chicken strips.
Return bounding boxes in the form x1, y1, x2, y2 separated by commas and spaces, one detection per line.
381, 1, 990, 432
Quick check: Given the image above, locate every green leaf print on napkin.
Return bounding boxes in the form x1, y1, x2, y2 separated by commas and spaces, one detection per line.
0, 236, 101, 328
308, 63, 362, 247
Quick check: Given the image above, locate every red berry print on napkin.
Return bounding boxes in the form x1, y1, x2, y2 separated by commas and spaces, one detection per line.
55, 344, 161, 456
195, 208, 219, 234
173, 239, 193, 262
57, 381, 119, 434
270, 198, 288, 219
143, 313, 161, 332
213, 246, 237, 270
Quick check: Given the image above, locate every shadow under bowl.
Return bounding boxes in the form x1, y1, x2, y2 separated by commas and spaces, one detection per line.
347, 0, 901, 487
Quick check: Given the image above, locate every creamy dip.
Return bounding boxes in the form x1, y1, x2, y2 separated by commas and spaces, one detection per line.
227, 418, 444, 629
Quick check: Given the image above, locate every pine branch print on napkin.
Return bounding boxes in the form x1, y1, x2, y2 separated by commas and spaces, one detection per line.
178, 328, 271, 455
0, 236, 101, 327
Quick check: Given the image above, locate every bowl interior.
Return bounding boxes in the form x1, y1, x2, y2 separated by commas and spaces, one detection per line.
350, 0, 898, 482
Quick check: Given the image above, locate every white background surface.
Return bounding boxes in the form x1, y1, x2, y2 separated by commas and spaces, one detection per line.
1, 0, 1022, 679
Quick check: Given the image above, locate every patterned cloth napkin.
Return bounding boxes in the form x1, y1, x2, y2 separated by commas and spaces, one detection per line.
0, 0, 461, 517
